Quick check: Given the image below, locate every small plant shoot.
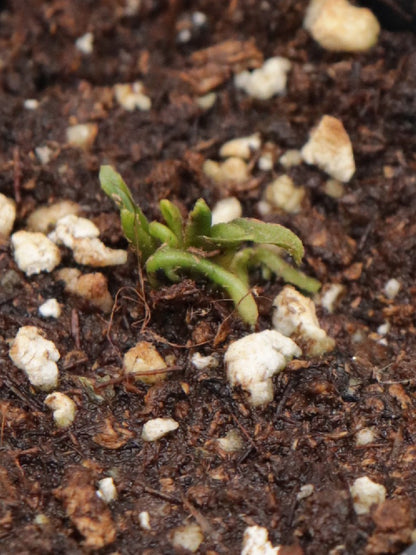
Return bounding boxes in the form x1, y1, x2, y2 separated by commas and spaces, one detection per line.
99, 165, 320, 326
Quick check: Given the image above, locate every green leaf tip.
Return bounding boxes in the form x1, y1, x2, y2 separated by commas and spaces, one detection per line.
99, 165, 137, 213
184, 198, 212, 248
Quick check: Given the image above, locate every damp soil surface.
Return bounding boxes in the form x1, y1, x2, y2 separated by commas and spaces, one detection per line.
1, 1, 416, 553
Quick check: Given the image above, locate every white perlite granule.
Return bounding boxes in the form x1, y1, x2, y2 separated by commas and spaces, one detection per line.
66, 123, 98, 149
38, 298, 62, 319
75, 32, 94, 54
9, 326, 60, 391
123, 341, 167, 384
196, 92, 217, 110
11, 231, 61, 276
219, 133, 261, 160
241, 525, 281, 555
350, 476, 386, 515
141, 418, 179, 441
384, 278, 400, 300
24, 99, 39, 110
139, 511, 151, 530
44, 392, 76, 428
191, 352, 218, 370
0, 193, 16, 237
320, 283, 345, 313
96, 477, 117, 503
225, 330, 301, 406
272, 286, 335, 356
203, 157, 249, 184
170, 523, 203, 553
114, 82, 151, 111
263, 175, 305, 214
57, 268, 114, 313
304, 0, 380, 53
49, 214, 100, 248
234, 57, 291, 100
211, 197, 242, 224
355, 428, 377, 447
50, 215, 127, 267
301, 115, 355, 182
27, 200, 81, 233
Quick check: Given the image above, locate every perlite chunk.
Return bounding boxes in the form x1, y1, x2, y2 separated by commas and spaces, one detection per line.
304, 0, 380, 52
49, 215, 100, 248
219, 133, 261, 160
38, 298, 62, 319
57, 268, 113, 313
66, 123, 98, 149
96, 477, 117, 503
234, 57, 291, 100
0, 193, 16, 237
123, 341, 167, 384
50, 215, 128, 267
114, 82, 151, 111
301, 115, 355, 182
44, 392, 76, 428
217, 429, 243, 453
350, 476, 386, 515
272, 286, 335, 356
27, 201, 81, 233
263, 175, 305, 214
241, 525, 280, 555
225, 330, 301, 406
211, 197, 242, 224
9, 326, 60, 391
384, 278, 401, 300
75, 32, 94, 55
12, 231, 61, 276
170, 523, 203, 553
72, 237, 128, 267
203, 157, 249, 184
141, 418, 179, 441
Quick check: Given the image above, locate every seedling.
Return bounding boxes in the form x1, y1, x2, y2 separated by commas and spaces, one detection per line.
99, 165, 320, 326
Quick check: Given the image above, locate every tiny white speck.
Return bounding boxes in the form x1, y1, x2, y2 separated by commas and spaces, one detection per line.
75, 32, 94, 55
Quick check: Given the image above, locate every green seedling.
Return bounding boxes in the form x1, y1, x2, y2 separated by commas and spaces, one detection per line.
99, 165, 320, 326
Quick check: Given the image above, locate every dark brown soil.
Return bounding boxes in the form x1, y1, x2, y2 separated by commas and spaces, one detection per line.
1, 1, 416, 553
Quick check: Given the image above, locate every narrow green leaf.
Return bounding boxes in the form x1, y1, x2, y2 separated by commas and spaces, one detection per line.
160, 200, 183, 246
228, 248, 254, 287
100, 165, 151, 232
99, 165, 137, 213
100, 165, 156, 261
120, 209, 156, 261
254, 246, 320, 293
211, 218, 304, 265
149, 221, 179, 248
184, 198, 212, 248
146, 247, 258, 326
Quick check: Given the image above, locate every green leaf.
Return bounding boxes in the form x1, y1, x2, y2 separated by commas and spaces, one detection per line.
228, 248, 254, 287
100, 165, 156, 262
120, 209, 156, 261
146, 247, 258, 326
99, 165, 137, 213
184, 198, 212, 248
160, 200, 183, 246
210, 218, 304, 264
149, 221, 179, 248
254, 246, 321, 293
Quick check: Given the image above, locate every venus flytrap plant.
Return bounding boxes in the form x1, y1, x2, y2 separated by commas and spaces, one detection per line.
99, 165, 319, 326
